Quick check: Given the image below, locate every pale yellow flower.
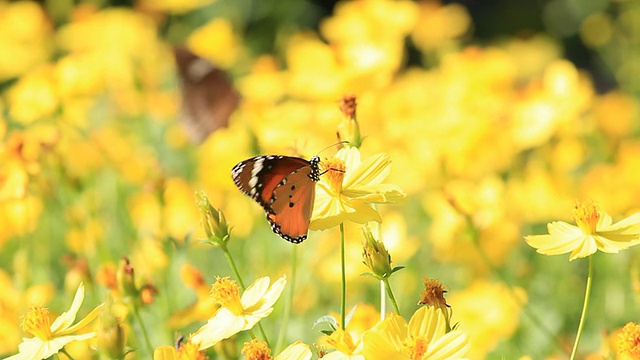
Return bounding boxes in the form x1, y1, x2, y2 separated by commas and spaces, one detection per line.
310, 147, 405, 230
525, 200, 640, 261
361, 306, 469, 360
190, 276, 286, 350
5, 283, 103, 360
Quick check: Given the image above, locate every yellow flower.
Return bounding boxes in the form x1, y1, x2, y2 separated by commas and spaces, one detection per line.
310, 147, 405, 230
361, 306, 469, 360
239, 339, 312, 360
154, 339, 208, 360
610, 322, 640, 360
322, 328, 365, 360
525, 200, 640, 261
190, 276, 286, 350
6, 283, 103, 360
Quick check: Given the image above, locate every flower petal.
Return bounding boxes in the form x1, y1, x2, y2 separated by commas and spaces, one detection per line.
275, 341, 313, 360
241, 276, 271, 309
191, 308, 245, 350
344, 153, 391, 189
407, 306, 445, 342
426, 330, 470, 359
50, 283, 85, 333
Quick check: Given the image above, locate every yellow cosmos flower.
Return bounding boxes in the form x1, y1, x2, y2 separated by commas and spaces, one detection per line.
240, 339, 312, 360
361, 306, 469, 360
322, 328, 365, 360
310, 147, 405, 230
6, 283, 103, 360
525, 200, 640, 261
190, 276, 286, 350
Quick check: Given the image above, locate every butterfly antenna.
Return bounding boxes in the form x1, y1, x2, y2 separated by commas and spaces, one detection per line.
316, 140, 350, 156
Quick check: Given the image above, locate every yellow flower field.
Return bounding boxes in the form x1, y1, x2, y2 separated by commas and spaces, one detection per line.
2, 0, 640, 359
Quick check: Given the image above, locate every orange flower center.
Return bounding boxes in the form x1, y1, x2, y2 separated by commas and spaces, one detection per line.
572, 200, 600, 235
211, 277, 244, 315
241, 339, 272, 360
403, 337, 428, 360
619, 322, 640, 357
323, 158, 346, 193
21, 305, 52, 340
178, 340, 209, 360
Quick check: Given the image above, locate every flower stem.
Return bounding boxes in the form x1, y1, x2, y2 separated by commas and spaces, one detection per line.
222, 244, 246, 289
570, 255, 593, 360
221, 244, 270, 347
380, 280, 386, 321
59, 348, 75, 360
276, 244, 297, 353
131, 304, 153, 358
465, 215, 566, 354
340, 222, 347, 329
382, 278, 401, 316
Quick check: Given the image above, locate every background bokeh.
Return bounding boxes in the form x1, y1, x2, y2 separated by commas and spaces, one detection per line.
2, 0, 640, 358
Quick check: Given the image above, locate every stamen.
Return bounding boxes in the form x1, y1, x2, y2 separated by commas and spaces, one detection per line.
210, 277, 244, 315
572, 200, 600, 235
322, 158, 346, 193
21, 305, 53, 340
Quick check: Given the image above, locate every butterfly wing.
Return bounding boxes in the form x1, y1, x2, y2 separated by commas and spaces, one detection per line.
267, 166, 317, 243
231, 155, 319, 243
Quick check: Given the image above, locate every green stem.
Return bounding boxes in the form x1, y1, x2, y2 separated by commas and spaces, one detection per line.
222, 245, 245, 289
570, 255, 593, 360
131, 304, 153, 358
276, 245, 297, 353
221, 245, 270, 347
465, 216, 566, 354
340, 222, 347, 329
59, 348, 75, 360
380, 280, 386, 320
382, 278, 401, 316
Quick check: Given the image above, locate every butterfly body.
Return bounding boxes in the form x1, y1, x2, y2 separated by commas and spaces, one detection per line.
231, 155, 321, 243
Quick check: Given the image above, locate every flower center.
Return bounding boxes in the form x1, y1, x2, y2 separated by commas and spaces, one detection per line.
211, 277, 244, 315
323, 158, 346, 193
21, 305, 53, 340
403, 337, 428, 360
241, 339, 272, 360
178, 340, 208, 360
571, 200, 600, 235
619, 322, 640, 357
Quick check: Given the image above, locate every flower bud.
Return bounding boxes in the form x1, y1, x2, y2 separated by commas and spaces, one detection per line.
97, 293, 125, 359
195, 191, 230, 246
117, 257, 138, 301
362, 228, 398, 280
337, 95, 363, 148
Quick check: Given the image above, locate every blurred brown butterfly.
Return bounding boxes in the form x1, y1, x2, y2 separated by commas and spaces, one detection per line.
173, 47, 240, 143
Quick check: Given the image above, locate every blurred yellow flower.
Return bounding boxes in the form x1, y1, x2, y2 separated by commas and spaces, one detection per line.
168, 263, 218, 329
610, 322, 640, 360
361, 306, 470, 360
0, 1, 52, 80
310, 147, 405, 230
239, 339, 312, 360
275, 340, 313, 360
411, 1, 471, 52
154, 339, 208, 360
5, 283, 103, 360
191, 276, 286, 350
525, 200, 640, 261
7, 66, 59, 124
448, 280, 525, 359
187, 18, 242, 69
140, 0, 214, 14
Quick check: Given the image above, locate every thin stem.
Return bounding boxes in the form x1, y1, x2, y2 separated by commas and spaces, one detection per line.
131, 304, 154, 358
380, 280, 386, 321
570, 255, 593, 360
382, 278, 401, 316
340, 222, 346, 329
222, 245, 245, 289
59, 348, 75, 360
465, 215, 566, 354
221, 245, 270, 347
276, 245, 298, 353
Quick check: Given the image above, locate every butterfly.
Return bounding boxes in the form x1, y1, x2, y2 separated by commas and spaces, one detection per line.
231, 155, 321, 243
173, 47, 240, 143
